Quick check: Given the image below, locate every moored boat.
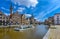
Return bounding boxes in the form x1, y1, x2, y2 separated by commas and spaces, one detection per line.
14, 25, 34, 31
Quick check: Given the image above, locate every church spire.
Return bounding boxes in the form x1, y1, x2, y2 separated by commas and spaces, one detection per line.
10, 0, 13, 18
10, 0, 13, 14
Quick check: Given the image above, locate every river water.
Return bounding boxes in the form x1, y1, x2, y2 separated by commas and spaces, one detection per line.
0, 24, 49, 39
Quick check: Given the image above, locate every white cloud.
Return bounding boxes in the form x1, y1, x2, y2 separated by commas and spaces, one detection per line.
1, 7, 5, 10
37, 5, 59, 22
34, 17, 37, 19
11, 0, 38, 8
25, 14, 31, 17
42, 6, 60, 18
41, 0, 60, 18
17, 7, 25, 12
37, 0, 60, 20
1, 7, 9, 11
4, 13, 10, 16
37, 4, 56, 19
14, 6, 16, 9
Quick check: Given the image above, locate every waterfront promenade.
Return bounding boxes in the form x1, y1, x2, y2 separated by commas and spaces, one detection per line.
43, 25, 60, 39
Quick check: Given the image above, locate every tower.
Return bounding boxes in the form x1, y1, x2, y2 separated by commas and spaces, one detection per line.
10, 1, 13, 19
10, 3, 13, 14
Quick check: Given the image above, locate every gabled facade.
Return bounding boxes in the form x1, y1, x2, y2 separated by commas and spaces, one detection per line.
0, 11, 8, 25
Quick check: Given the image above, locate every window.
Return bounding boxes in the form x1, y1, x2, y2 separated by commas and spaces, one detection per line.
0, 14, 2, 16
57, 16, 59, 24
57, 16, 59, 20
0, 17, 2, 19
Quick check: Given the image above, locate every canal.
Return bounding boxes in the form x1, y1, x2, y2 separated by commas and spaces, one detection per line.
0, 24, 49, 39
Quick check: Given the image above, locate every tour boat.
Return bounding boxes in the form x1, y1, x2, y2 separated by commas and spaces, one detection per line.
14, 25, 34, 31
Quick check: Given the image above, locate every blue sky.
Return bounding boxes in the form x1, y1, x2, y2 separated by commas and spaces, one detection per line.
0, 0, 60, 22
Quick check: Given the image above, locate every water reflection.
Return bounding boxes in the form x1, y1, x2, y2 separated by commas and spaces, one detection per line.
33, 25, 49, 39
0, 24, 49, 39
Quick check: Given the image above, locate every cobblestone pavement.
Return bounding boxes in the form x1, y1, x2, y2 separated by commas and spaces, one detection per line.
43, 25, 60, 39
49, 25, 60, 39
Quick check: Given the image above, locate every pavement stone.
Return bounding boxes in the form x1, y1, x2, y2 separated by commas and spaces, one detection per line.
43, 25, 60, 39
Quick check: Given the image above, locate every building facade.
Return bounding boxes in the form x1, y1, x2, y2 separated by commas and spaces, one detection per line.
48, 17, 54, 24
9, 11, 21, 25
54, 13, 60, 25
0, 3, 36, 26
0, 11, 8, 25
44, 19, 49, 25
9, 3, 27, 25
